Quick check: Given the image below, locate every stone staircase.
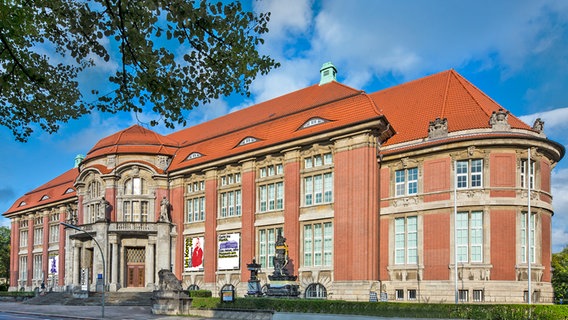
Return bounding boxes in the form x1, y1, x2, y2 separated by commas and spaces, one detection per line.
23, 291, 154, 306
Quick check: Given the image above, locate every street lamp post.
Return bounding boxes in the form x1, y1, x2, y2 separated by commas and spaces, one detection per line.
61, 222, 105, 318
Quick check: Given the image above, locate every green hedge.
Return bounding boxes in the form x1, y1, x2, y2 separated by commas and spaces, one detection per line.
190, 297, 568, 319
188, 290, 212, 298
0, 291, 35, 298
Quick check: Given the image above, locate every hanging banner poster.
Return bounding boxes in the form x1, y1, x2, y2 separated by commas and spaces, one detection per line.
49, 254, 59, 275
184, 236, 204, 272
217, 233, 240, 270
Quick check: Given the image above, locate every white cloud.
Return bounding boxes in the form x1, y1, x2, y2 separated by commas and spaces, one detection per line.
552, 167, 568, 252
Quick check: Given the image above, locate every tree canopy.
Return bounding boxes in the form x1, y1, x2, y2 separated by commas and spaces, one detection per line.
552, 245, 568, 303
0, 226, 9, 284
0, 0, 279, 142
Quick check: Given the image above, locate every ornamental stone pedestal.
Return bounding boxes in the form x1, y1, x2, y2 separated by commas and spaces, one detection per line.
266, 231, 300, 298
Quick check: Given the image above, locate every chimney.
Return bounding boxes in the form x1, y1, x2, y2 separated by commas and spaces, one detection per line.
319, 62, 337, 85
74, 154, 85, 168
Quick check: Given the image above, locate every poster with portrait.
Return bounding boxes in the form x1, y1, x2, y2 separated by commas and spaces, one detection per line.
184, 236, 204, 272
217, 233, 240, 270
49, 254, 58, 275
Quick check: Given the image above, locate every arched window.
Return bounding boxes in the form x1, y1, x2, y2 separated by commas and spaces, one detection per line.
305, 283, 327, 299
84, 180, 104, 223
124, 177, 147, 195
187, 284, 199, 291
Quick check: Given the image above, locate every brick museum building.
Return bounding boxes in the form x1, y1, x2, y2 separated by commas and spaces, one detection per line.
3, 63, 564, 303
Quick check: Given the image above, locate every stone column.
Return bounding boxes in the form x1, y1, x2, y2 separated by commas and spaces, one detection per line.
73, 244, 80, 286
146, 236, 156, 288
109, 235, 119, 291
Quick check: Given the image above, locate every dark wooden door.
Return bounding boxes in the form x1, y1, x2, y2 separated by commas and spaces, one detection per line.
127, 264, 145, 287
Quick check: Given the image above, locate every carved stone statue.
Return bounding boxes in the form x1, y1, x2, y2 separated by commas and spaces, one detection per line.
532, 118, 545, 133
428, 117, 448, 139
160, 197, 170, 222
489, 109, 511, 131
157, 269, 183, 291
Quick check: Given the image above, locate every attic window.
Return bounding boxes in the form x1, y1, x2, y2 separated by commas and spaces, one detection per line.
187, 152, 203, 160
301, 117, 327, 129
65, 188, 74, 194
238, 136, 258, 146
40, 195, 50, 201
19, 201, 27, 207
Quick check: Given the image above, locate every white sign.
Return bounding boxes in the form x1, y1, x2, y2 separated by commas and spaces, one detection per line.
217, 233, 240, 270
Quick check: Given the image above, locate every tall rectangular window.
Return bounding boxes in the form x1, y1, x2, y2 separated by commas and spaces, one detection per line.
49, 224, 59, 243
521, 160, 535, 189
394, 216, 418, 264
219, 171, 242, 218
258, 226, 282, 268
20, 230, 28, 248
457, 159, 483, 189
457, 211, 483, 263
34, 227, 43, 245
19, 256, 27, 281
186, 196, 205, 222
395, 167, 418, 196
303, 152, 333, 206
219, 190, 241, 217
258, 182, 284, 212
303, 221, 333, 267
33, 254, 42, 280
521, 212, 536, 263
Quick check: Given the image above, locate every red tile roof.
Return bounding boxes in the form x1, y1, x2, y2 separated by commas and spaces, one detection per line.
370, 70, 532, 146
84, 125, 178, 161
4, 168, 78, 216
167, 82, 363, 146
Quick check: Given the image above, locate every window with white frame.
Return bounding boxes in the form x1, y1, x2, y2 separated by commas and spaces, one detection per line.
186, 179, 205, 223
395, 289, 404, 300
49, 224, 59, 243
305, 283, 327, 299
520, 159, 535, 189
20, 229, 28, 248
456, 159, 483, 189
473, 289, 484, 302
456, 211, 483, 263
33, 254, 42, 280
303, 152, 333, 206
521, 212, 536, 263
258, 226, 283, 268
394, 216, 418, 264
395, 167, 418, 196
122, 177, 150, 222
219, 171, 242, 218
33, 227, 43, 245
19, 256, 27, 281
303, 221, 333, 267
84, 180, 103, 223
258, 163, 284, 213
408, 289, 417, 300
458, 289, 469, 302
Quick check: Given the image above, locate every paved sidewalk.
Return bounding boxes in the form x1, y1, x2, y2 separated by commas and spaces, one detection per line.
0, 302, 205, 319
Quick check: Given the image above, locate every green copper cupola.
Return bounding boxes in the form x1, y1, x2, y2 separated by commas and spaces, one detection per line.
319, 62, 337, 85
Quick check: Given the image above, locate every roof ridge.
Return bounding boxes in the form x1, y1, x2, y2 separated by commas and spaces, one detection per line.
440, 70, 453, 118
451, 70, 501, 117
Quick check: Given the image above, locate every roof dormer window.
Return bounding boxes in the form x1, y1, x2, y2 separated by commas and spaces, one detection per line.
238, 136, 258, 146
187, 152, 203, 160
301, 117, 327, 129
19, 201, 27, 207
64, 188, 74, 194
40, 195, 50, 201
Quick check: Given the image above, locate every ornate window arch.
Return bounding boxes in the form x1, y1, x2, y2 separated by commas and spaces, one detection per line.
83, 175, 105, 224
305, 283, 327, 299
117, 166, 155, 222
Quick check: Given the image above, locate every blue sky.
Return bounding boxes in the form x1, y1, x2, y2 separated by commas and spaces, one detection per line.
1, 0, 568, 251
